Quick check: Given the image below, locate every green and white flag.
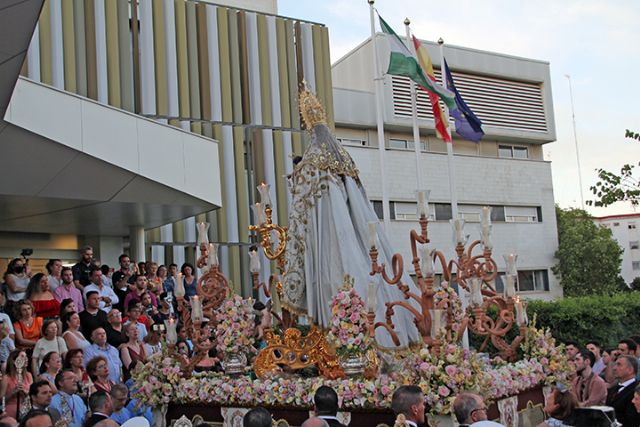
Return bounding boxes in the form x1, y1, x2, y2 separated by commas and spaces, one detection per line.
378, 15, 457, 111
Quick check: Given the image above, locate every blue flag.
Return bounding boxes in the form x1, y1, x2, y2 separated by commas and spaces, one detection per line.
443, 59, 484, 143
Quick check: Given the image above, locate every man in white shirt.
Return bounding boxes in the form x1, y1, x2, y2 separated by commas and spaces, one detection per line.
587, 340, 606, 376
391, 385, 426, 427
84, 268, 119, 313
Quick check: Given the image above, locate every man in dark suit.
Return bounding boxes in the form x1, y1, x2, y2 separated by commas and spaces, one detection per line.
314, 386, 347, 427
606, 355, 640, 427
84, 391, 112, 427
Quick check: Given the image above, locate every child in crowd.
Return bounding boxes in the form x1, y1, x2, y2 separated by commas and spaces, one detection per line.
0, 321, 15, 371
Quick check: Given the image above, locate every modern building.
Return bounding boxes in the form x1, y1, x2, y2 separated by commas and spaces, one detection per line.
0, 0, 333, 295
594, 213, 640, 285
332, 35, 562, 300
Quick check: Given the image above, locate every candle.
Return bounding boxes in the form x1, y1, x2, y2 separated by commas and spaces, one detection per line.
420, 245, 434, 277
257, 182, 271, 206
432, 309, 444, 338
249, 249, 261, 273
503, 253, 518, 276
481, 224, 492, 250
417, 190, 429, 218
191, 295, 203, 323
208, 243, 219, 267
451, 219, 465, 245
174, 273, 185, 298
166, 318, 178, 345
515, 297, 527, 326
481, 206, 492, 226
504, 274, 516, 298
196, 222, 210, 246
252, 203, 266, 224
470, 277, 484, 306
368, 222, 377, 248
367, 282, 377, 312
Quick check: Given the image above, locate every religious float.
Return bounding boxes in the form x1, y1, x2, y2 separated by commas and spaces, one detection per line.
131, 89, 571, 427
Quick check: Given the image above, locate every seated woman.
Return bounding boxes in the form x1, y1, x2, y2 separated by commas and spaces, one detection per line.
38, 351, 61, 393
31, 319, 67, 375
0, 349, 34, 419
120, 322, 147, 381
537, 384, 579, 427
86, 355, 114, 394
59, 298, 77, 318
13, 300, 43, 352
64, 349, 94, 400
61, 311, 91, 351
26, 273, 60, 320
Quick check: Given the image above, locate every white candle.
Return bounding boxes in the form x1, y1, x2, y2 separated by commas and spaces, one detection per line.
196, 222, 210, 246
174, 273, 185, 298
257, 182, 271, 206
367, 282, 377, 312
432, 309, 443, 337
249, 249, 261, 273
252, 203, 266, 224
165, 318, 178, 345
503, 253, 518, 276
417, 190, 429, 217
470, 277, 484, 306
208, 243, 219, 267
191, 295, 203, 323
481, 206, 492, 226
368, 222, 377, 248
515, 298, 527, 326
451, 219, 465, 245
481, 224, 492, 250
420, 245, 434, 277
504, 274, 516, 298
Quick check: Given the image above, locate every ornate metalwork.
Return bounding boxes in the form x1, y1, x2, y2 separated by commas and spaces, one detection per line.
254, 326, 343, 379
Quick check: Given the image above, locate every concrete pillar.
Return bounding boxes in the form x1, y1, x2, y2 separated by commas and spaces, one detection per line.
129, 227, 145, 264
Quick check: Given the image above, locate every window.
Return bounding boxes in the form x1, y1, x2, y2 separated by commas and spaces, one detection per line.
371, 201, 395, 220
629, 223, 637, 230
394, 202, 419, 221
498, 144, 529, 159
631, 241, 640, 250
338, 138, 367, 147
613, 222, 620, 227
517, 270, 550, 292
434, 204, 452, 221
504, 206, 538, 223
459, 204, 482, 223
388, 138, 426, 151
633, 261, 640, 271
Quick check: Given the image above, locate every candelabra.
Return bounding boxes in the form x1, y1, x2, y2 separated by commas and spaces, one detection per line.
368, 195, 527, 361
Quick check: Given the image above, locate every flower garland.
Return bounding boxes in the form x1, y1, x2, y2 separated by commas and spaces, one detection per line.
433, 283, 464, 336
327, 276, 371, 357
215, 295, 257, 358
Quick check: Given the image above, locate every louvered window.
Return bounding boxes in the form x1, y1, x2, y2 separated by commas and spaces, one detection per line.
391, 70, 548, 133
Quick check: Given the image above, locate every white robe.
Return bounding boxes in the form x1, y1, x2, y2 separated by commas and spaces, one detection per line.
282, 124, 420, 348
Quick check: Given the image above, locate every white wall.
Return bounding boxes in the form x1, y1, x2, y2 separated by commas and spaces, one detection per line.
596, 216, 640, 284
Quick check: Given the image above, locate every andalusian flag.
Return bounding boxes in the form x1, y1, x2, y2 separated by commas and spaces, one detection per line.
412, 35, 451, 142
378, 15, 456, 111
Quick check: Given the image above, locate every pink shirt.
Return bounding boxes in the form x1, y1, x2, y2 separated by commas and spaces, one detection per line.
54, 284, 85, 312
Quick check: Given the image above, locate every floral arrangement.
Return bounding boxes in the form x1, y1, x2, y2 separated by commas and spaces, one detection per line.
131, 351, 183, 407
520, 317, 573, 387
433, 282, 464, 336
215, 295, 257, 358
327, 277, 371, 357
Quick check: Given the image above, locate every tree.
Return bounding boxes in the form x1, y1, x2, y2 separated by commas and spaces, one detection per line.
588, 130, 640, 207
552, 206, 624, 296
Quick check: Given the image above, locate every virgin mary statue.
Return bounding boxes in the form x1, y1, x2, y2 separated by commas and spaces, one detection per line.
282, 88, 420, 348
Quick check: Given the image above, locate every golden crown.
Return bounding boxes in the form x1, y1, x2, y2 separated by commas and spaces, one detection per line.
298, 83, 327, 128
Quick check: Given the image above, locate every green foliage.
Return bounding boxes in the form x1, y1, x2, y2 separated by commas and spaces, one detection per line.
527, 293, 640, 349
588, 129, 640, 207
552, 206, 624, 296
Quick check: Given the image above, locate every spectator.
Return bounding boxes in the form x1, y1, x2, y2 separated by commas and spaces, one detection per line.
37, 351, 62, 393
1, 350, 34, 419
45, 260, 63, 293
453, 392, 490, 426
63, 349, 93, 400
571, 350, 607, 406
177, 325, 192, 351
72, 246, 95, 291
181, 263, 197, 299
176, 340, 191, 358
0, 321, 15, 371
99, 265, 112, 290
32, 320, 67, 374
123, 276, 157, 310
61, 312, 91, 351
537, 384, 578, 427
143, 324, 163, 357
83, 269, 118, 314
152, 293, 172, 324
111, 254, 137, 313
313, 385, 346, 427
50, 369, 87, 427
79, 292, 109, 342
564, 341, 579, 361
137, 262, 147, 276
104, 310, 125, 349
19, 409, 53, 427
586, 340, 606, 376
391, 385, 427, 427
86, 357, 114, 394
85, 390, 113, 427
301, 419, 329, 427
0, 294, 16, 340
123, 302, 147, 342
29, 380, 60, 424
163, 263, 178, 294
60, 299, 78, 318
243, 407, 272, 427
54, 268, 84, 313
109, 384, 133, 425
4, 259, 30, 313
606, 355, 640, 427
620, 339, 638, 357
157, 265, 168, 292
25, 274, 60, 321
83, 328, 121, 385
120, 322, 146, 380
633, 384, 640, 412
13, 300, 42, 352
145, 262, 162, 295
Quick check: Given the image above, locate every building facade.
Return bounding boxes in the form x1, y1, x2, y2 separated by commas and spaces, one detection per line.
594, 213, 640, 285
332, 35, 562, 300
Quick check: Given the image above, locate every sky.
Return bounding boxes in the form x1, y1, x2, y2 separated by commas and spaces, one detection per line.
278, 0, 640, 217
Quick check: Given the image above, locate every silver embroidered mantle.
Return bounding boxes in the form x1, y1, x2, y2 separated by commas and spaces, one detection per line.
282, 124, 420, 348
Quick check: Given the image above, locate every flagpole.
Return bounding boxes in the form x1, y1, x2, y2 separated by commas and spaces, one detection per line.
404, 18, 423, 192
438, 38, 458, 220
369, 0, 391, 231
